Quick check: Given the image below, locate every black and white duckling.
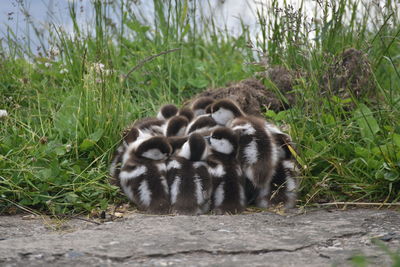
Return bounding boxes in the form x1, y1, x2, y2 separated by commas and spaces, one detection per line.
178, 107, 194, 122
157, 104, 179, 121
164, 115, 189, 137
268, 159, 298, 208
210, 99, 279, 208
109, 127, 148, 186
167, 136, 188, 154
209, 98, 244, 126
207, 127, 246, 214
230, 116, 279, 208
119, 136, 172, 214
265, 123, 299, 208
132, 117, 165, 136
186, 115, 219, 136
191, 96, 215, 117
167, 133, 212, 215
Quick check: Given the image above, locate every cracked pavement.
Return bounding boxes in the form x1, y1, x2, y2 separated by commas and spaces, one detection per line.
0, 208, 399, 266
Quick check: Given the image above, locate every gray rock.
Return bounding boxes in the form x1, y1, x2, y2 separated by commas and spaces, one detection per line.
0, 208, 399, 266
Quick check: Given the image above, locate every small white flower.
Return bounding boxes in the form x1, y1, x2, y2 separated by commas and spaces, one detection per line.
65, 144, 72, 152
49, 47, 60, 57
44, 62, 52, 68
0, 110, 8, 118
60, 68, 69, 74
93, 62, 105, 73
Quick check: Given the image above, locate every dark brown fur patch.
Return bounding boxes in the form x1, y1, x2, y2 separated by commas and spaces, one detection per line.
192, 97, 215, 111
188, 133, 206, 161
160, 104, 178, 119
167, 136, 188, 153
166, 115, 189, 137
178, 107, 194, 122
123, 127, 140, 144
187, 116, 217, 134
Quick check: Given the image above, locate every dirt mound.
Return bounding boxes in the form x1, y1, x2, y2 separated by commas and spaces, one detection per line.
323, 48, 374, 101
191, 78, 288, 115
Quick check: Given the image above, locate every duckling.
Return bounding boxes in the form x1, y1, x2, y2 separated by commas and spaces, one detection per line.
167, 136, 188, 154
268, 159, 298, 208
109, 127, 146, 186
186, 115, 219, 136
210, 99, 279, 208
265, 123, 299, 208
230, 116, 279, 208
178, 107, 194, 122
119, 136, 172, 214
206, 127, 246, 214
209, 98, 244, 126
132, 117, 165, 136
167, 133, 212, 215
191, 96, 215, 117
157, 104, 179, 121
164, 115, 189, 137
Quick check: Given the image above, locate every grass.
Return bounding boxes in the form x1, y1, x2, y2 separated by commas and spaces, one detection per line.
0, 0, 399, 215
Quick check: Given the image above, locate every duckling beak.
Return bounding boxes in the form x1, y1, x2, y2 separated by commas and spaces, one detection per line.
204, 136, 211, 144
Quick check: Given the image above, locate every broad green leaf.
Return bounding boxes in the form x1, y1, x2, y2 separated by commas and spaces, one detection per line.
353, 104, 380, 140
88, 129, 104, 142
79, 139, 96, 151
392, 133, 400, 148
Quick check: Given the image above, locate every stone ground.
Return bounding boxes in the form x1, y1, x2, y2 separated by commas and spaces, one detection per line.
0, 208, 399, 266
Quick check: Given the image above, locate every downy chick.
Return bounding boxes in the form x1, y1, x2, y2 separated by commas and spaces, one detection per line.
119, 136, 172, 214
109, 127, 147, 187
157, 104, 179, 121
167, 133, 212, 215
164, 115, 189, 137
210, 99, 279, 208
186, 115, 219, 136
207, 127, 246, 214
191, 97, 215, 117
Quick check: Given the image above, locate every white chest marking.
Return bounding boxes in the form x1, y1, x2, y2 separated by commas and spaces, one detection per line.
119, 166, 147, 182
210, 138, 233, 155
244, 140, 258, 164
170, 176, 181, 204
194, 175, 204, 205
156, 163, 167, 173
193, 161, 207, 169
160, 176, 169, 194
285, 176, 297, 192
282, 160, 295, 171
138, 180, 152, 207
208, 164, 226, 178
167, 160, 182, 170
177, 141, 191, 160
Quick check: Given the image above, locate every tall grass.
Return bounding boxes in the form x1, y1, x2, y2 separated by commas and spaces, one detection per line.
0, 0, 399, 214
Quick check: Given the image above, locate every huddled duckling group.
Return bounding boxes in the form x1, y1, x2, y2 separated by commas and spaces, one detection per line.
109, 97, 299, 215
